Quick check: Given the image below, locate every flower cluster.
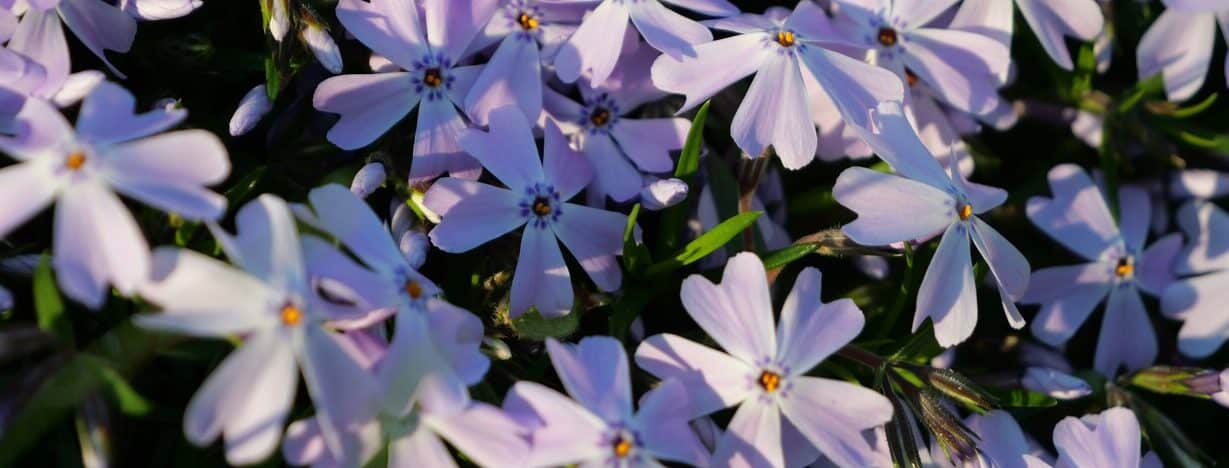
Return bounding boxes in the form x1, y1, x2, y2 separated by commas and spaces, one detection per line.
0, 0, 1227, 467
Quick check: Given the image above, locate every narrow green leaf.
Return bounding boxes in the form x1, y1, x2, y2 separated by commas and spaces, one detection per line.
655, 101, 711, 255
621, 204, 652, 275
1070, 43, 1097, 98
33, 254, 72, 346
608, 282, 662, 340
760, 243, 819, 270
96, 363, 152, 416
1169, 93, 1218, 119
645, 211, 762, 277
1117, 74, 1165, 114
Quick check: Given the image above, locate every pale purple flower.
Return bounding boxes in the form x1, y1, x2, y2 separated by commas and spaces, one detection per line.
283, 299, 527, 468
1170, 169, 1229, 200
1204, 369, 1229, 408
505, 336, 709, 467
119, 0, 202, 20
640, 176, 688, 211
635, 253, 892, 467
1044, 407, 1161, 468
228, 84, 272, 136
952, 0, 1104, 72
652, 2, 905, 169
545, 41, 689, 203
134, 195, 380, 466
1022, 164, 1180, 376
554, 0, 738, 86
316, 0, 500, 182
423, 107, 625, 318
0, 82, 228, 308
1136, 0, 1229, 101
6, 0, 138, 89
834, 101, 1029, 347
1161, 200, 1229, 358
1022, 367, 1093, 400
830, 0, 1011, 117
465, 0, 582, 126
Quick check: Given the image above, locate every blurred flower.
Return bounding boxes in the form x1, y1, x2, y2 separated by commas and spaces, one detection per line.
952, 0, 1104, 72
134, 195, 380, 466
653, 2, 904, 169
834, 101, 1029, 347
640, 177, 688, 211
7, 0, 138, 87
0, 82, 228, 308
423, 107, 625, 318
1022, 367, 1093, 400
1136, 0, 1229, 102
317, 0, 500, 181
636, 253, 892, 467
120, 0, 202, 21
505, 336, 708, 467
465, 0, 581, 126
1023, 164, 1180, 376
554, 0, 737, 86
1162, 200, 1229, 357
228, 84, 272, 136
1169, 169, 1229, 200
546, 41, 688, 203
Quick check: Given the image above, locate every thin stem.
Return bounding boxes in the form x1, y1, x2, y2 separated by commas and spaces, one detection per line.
736, 150, 771, 252
837, 344, 886, 369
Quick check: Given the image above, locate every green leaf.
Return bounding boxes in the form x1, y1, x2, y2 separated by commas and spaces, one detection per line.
264, 57, 282, 101
95, 360, 152, 416
511, 308, 580, 340
760, 243, 820, 270
224, 165, 268, 206
608, 282, 663, 340
983, 388, 1058, 408
1117, 74, 1165, 114
655, 101, 711, 255
645, 211, 762, 277
621, 204, 652, 275
1168, 93, 1218, 119
33, 254, 72, 347
1131, 392, 1214, 467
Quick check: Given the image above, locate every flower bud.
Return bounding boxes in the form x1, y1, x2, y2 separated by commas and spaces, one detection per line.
918, 388, 979, 464
350, 162, 386, 199
1021, 367, 1091, 400
640, 177, 688, 211
399, 231, 429, 269
927, 368, 996, 414
1129, 366, 1209, 396
299, 14, 342, 74
267, 0, 289, 42
228, 84, 272, 136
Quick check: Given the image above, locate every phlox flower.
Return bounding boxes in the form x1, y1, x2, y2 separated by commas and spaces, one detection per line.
1136, 0, 1229, 102
6, 0, 138, 86
635, 253, 892, 467
465, 0, 582, 125
1034, 407, 1161, 468
554, 0, 738, 86
0, 82, 228, 308
834, 101, 1029, 347
1022, 164, 1180, 376
545, 41, 689, 203
283, 300, 528, 468
651, 1, 904, 169
952, 0, 1104, 72
316, 0, 499, 181
1161, 199, 1229, 358
134, 195, 381, 466
505, 336, 709, 467
119, 0, 202, 21
423, 107, 626, 318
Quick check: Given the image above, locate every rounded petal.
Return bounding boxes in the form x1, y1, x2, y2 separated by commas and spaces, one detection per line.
1136, 8, 1216, 102
634, 333, 755, 417
423, 178, 525, 252
509, 226, 573, 318
776, 268, 865, 375
545, 336, 632, 422
1026, 164, 1119, 261
552, 202, 625, 292
779, 376, 893, 468
314, 72, 419, 150
679, 252, 777, 364
833, 166, 954, 246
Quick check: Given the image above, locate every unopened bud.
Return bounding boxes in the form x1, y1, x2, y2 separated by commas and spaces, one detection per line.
267, 0, 289, 41
399, 231, 429, 269
927, 368, 996, 414
229, 84, 272, 136
1129, 366, 1209, 396
350, 162, 386, 199
640, 178, 688, 211
299, 12, 342, 73
918, 388, 979, 465
1021, 367, 1091, 400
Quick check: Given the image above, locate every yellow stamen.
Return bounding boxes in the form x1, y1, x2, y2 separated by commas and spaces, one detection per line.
517, 12, 539, 30
65, 151, 86, 170
776, 30, 795, 47
280, 304, 303, 325
958, 204, 973, 221
758, 371, 781, 393
877, 27, 898, 47
613, 438, 632, 458
1115, 258, 1134, 278
423, 68, 443, 88
405, 280, 423, 299
589, 108, 611, 127
531, 197, 552, 216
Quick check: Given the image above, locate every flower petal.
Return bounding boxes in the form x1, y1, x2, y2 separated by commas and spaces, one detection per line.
457, 105, 544, 191
650, 32, 768, 112
54, 181, 149, 307
915, 223, 977, 347
76, 82, 186, 145
779, 376, 893, 468
1164, 271, 1229, 357
731, 52, 816, 168
1173, 200, 1229, 275
712, 399, 783, 468
299, 325, 382, 461
634, 333, 755, 417
336, 0, 428, 70
833, 166, 954, 246
1136, 8, 1216, 102
554, 1, 630, 85
0, 160, 57, 238
634, 379, 711, 466
552, 202, 624, 292
420, 0, 498, 62
136, 247, 278, 335
305, 184, 406, 274
57, 0, 136, 77
464, 36, 542, 126
580, 133, 643, 203
8, 10, 69, 97
970, 217, 1030, 328
1094, 285, 1157, 377
1017, 0, 1104, 71
543, 119, 593, 200
105, 130, 230, 221
428, 402, 529, 468
546, 336, 632, 422
610, 117, 687, 174
1137, 233, 1181, 297
797, 44, 905, 131
628, 0, 711, 59
423, 178, 525, 252
776, 267, 865, 375
680, 252, 777, 365
1026, 264, 1112, 346
410, 98, 478, 183
1026, 164, 1119, 261
502, 381, 607, 467
509, 225, 573, 318
315, 72, 420, 150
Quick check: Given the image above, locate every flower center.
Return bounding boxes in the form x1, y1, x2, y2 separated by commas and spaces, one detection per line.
612, 435, 633, 458
776, 30, 796, 47
877, 27, 898, 46
404, 280, 423, 299
1115, 257, 1134, 278
958, 204, 973, 221
280, 304, 303, 325
589, 107, 611, 127
531, 196, 552, 216
423, 68, 443, 88
517, 12, 539, 30
906, 70, 919, 87
65, 151, 86, 171
758, 370, 781, 393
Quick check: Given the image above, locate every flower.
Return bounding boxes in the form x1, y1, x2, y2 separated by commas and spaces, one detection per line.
0, 82, 228, 308
1022, 367, 1093, 400
7, 0, 138, 85
545, 41, 689, 203
134, 195, 380, 466
834, 101, 1030, 347
465, 0, 581, 126
1136, 0, 1229, 101
1022, 164, 1180, 376
554, 0, 738, 86
423, 106, 626, 318
1044, 407, 1161, 468
651, 2, 905, 169
316, 0, 500, 181
952, 0, 1104, 72
640, 177, 689, 211
1161, 199, 1229, 358
635, 252, 892, 467
505, 336, 708, 467
119, 0, 203, 21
